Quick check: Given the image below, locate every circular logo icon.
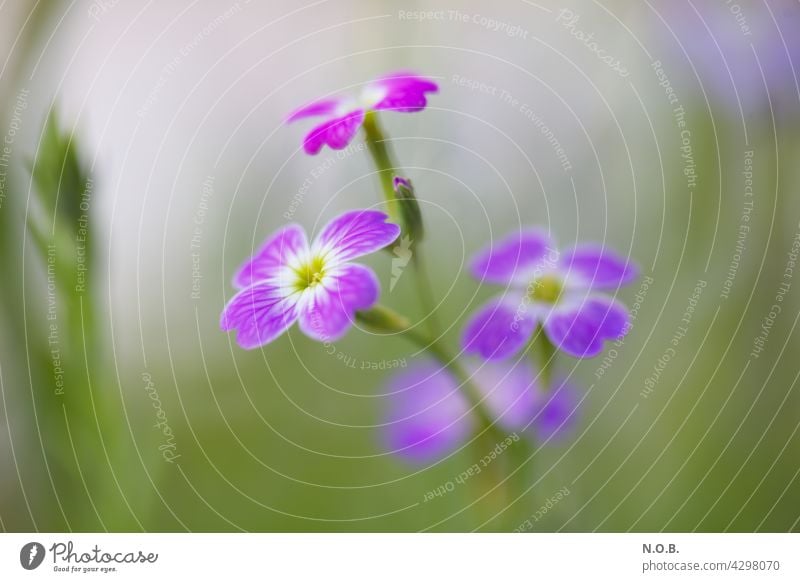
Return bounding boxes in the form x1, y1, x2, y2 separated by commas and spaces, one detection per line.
20, 542, 45, 570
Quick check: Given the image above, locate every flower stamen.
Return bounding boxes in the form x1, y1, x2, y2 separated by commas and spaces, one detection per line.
293, 256, 327, 291
529, 275, 563, 304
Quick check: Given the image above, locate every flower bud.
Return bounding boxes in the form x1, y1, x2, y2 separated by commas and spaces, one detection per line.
392, 176, 424, 241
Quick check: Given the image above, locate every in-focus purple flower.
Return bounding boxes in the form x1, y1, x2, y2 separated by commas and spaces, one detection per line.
286, 71, 439, 155
462, 229, 638, 360
383, 360, 578, 464
221, 210, 400, 349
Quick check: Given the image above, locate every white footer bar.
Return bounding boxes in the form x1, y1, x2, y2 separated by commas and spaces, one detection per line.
0, 533, 797, 581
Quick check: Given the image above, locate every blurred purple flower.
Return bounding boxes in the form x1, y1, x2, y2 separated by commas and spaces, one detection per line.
383, 361, 475, 464
533, 379, 580, 443
221, 210, 399, 349
650, 0, 800, 118
383, 360, 579, 464
287, 71, 438, 155
462, 229, 638, 360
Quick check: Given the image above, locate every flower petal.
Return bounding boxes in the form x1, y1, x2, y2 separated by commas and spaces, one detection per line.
302, 109, 364, 155
383, 361, 473, 464
559, 244, 639, 290
233, 224, 309, 289
468, 360, 538, 431
220, 282, 299, 349
533, 379, 579, 442
314, 209, 400, 264
369, 71, 439, 113
543, 295, 630, 358
297, 263, 379, 342
286, 97, 343, 123
470, 229, 556, 286
462, 295, 537, 361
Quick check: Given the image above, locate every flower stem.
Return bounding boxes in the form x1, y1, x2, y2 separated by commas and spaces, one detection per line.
356, 306, 495, 432
395, 321, 520, 529
362, 112, 442, 337
360, 119, 524, 528
362, 111, 399, 221
400, 331, 495, 429
411, 252, 442, 338
531, 326, 557, 392
357, 306, 525, 529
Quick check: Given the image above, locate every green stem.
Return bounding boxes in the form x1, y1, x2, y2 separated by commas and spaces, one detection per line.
356, 307, 496, 433
411, 252, 442, 338
360, 119, 524, 528
362, 111, 398, 221
362, 113, 442, 337
400, 324, 519, 530
357, 306, 529, 529
531, 326, 556, 392
407, 332, 496, 430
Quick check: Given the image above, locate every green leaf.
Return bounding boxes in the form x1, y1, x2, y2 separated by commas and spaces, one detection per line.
29, 109, 91, 233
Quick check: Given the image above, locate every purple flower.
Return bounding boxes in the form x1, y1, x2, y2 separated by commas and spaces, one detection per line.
383, 360, 578, 464
462, 229, 638, 360
221, 210, 400, 349
287, 71, 438, 155
383, 361, 475, 464
533, 379, 579, 443
649, 0, 800, 118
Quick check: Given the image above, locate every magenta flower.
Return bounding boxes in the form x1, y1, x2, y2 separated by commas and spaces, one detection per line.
383, 360, 577, 464
462, 229, 638, 360
383, 361, 475, 464
221, 210, 400, 349
287, 71, 438, 155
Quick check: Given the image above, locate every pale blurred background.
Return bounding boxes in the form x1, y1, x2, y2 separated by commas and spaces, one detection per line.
0, 0, 798, 531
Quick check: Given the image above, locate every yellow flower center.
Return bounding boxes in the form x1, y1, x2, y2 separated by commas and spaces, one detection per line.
528, 275, 563, 304
293, 256, 326, 291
